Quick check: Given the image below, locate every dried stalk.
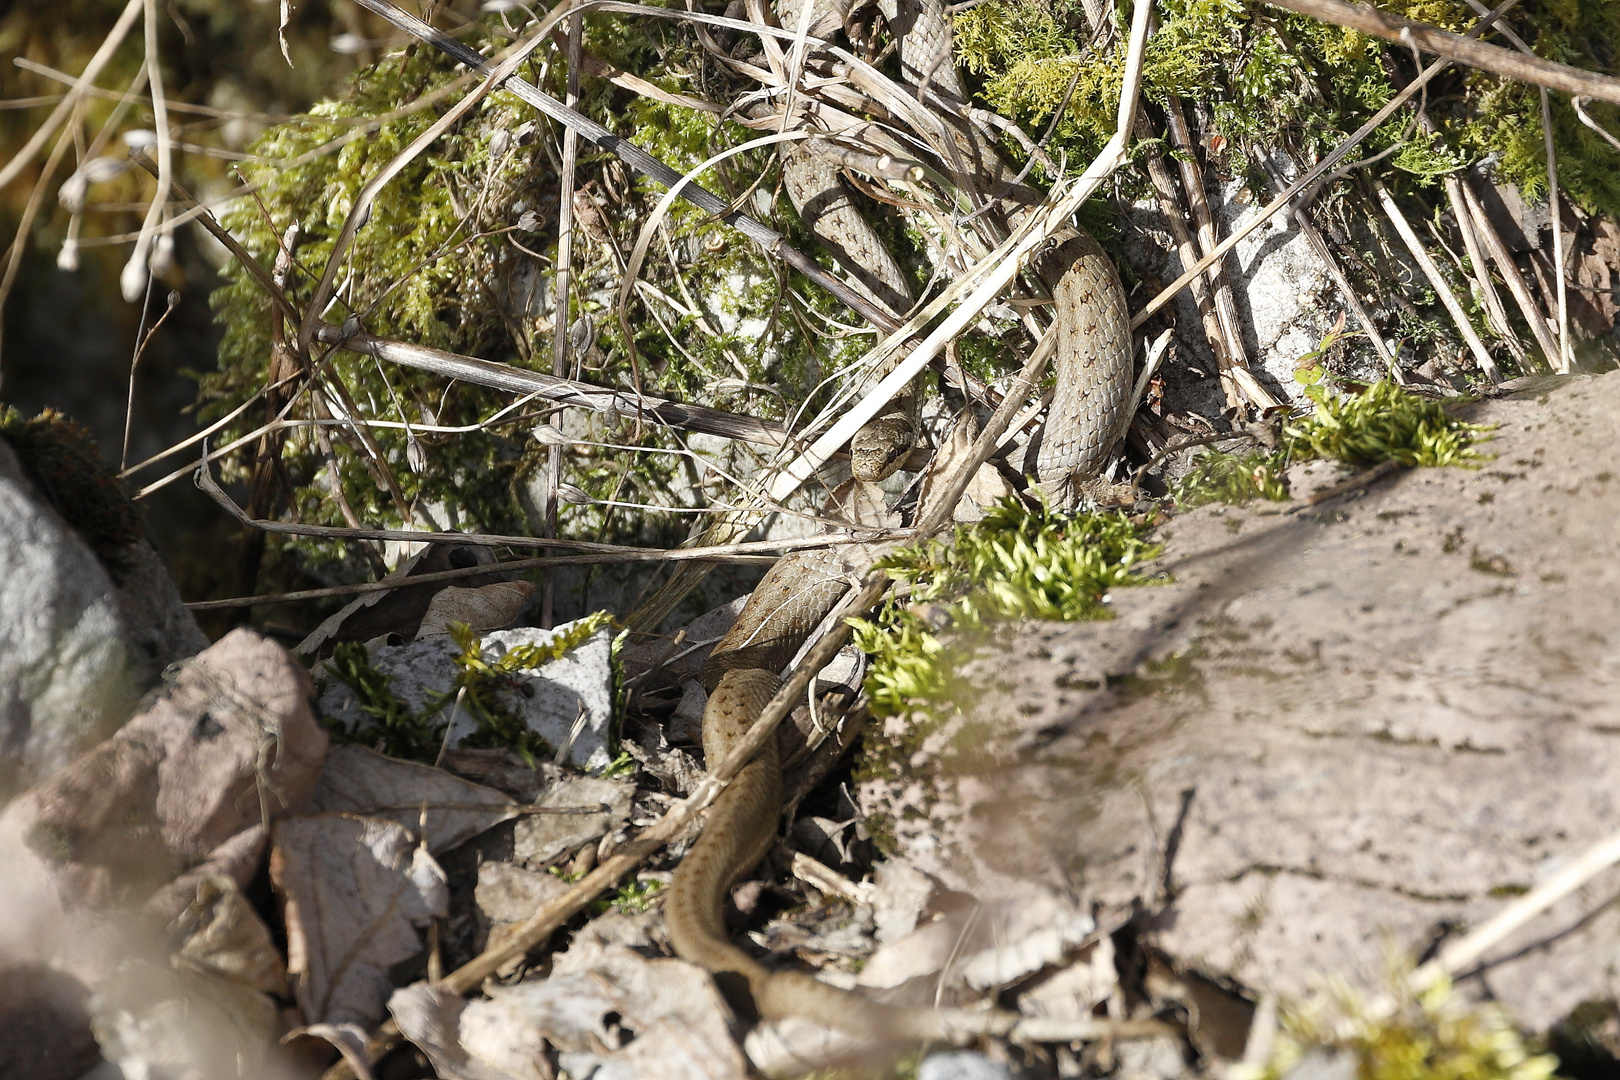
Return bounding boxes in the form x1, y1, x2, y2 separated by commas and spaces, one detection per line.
1373, 180, 1501, 382
1444, 175, 1526, 366
0, 0, 143, 192
1459, 179, 1560, 370
1137, 119, 1241, 409
1163, 100, 1257, 387
1262, 0, 1620, 104
1541, 88, 1572, 372
1256, 155, 1400, 376
1131, 0, 1523, 332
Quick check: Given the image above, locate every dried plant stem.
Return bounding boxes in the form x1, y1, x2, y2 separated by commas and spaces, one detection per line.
185, 549, 780, 610
1137, 121, 1241, 409
1374, 181, 1501, 383
1542, 94, 1572, 371
1262, 0, 1620, 103
1163, 98, 1266, 406
1458, 179, 1560, 370
1132, 0, 1524, 332
1444, 175, 1525, 366
543, 0, 585, 629
1257, 156, 1400, 376
0, 0, 143, 193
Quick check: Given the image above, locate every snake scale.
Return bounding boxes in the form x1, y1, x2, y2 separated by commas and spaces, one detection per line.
664, 0, 1133, 1046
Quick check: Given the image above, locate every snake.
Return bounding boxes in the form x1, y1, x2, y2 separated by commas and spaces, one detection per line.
663, 0, 1133, 1046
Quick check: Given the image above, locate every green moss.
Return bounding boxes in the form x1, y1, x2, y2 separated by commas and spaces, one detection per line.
320, 613, 613, 765
1235, 974, 1563, 1080
850, 496, 1161, 718
1174, 449, 1292, 509
322, 641, 443, 761
0, 406, 145, 583
1285, 375, 1493, 468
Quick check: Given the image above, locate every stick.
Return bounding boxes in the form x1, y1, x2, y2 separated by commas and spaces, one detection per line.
1458, 179, 1560, 370
195, 448, 896, 556
1444, 174, 1524, 366
1262, 0, 1620, 104
1130, 0, 1524, 332
1373, 181, 1501, 383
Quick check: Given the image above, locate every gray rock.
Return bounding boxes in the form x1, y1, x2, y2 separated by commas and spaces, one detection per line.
317, 619, 616, 772
918, 1051, 1012, 1080
0, 437, 205, 801
867, 370, 1620, 1031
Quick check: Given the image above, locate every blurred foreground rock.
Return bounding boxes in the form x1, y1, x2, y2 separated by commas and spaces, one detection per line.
0, 413, 206, 800
866, 369, 1620, 1032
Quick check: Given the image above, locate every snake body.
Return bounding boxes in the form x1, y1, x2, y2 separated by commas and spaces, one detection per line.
664, 0, 1133, 1045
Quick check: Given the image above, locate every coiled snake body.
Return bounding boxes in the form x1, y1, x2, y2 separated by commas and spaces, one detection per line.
664, 0, 1133, 1045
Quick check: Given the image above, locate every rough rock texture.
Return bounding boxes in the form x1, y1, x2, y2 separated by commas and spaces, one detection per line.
867, 371, 1620, 1031
0, 438, 207, 799
0, 629, 327, 917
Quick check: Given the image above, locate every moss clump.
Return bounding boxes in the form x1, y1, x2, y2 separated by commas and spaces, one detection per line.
323, 640, 443, 761
1285, 374, 1493, 468
0, 406, 144, 583
1174, 449, 1293, 509
850, 496, 1161, 718
1173, 376, 1492, 508
1235, 974, 1562, 1080
321, 612, 613, 765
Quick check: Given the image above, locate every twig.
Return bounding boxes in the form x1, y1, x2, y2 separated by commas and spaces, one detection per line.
1458, 178, 1560, 370
0, 0, 143, 193
194, 447, 897, 556
1411, 824, 1620, 990
314, 324, 793, 448
120, 289, 179, 469
1130, 0, 1524, 332
185, 550, 778, 610
1261, 0, 1620, 104
1444, 174, 1525, 366
1256, 154, 1400, 377
543, 0, 584, 629
1573, 96, 1620, 153
1164, 99, 1259, 398
1373, 180, 1501, 383
1137, 118, 1241, 409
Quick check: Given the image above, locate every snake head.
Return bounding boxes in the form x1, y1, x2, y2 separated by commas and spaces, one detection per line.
848, 413, 916, 482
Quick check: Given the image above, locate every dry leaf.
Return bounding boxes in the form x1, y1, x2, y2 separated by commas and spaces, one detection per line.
171, 874, 287, 997
408, 944, 749, 1080
271, 814, 448, 1026
416, 582, 537, 639
389, 982, 539, 1080
915, 413, 1006, 522
309, 745, 516, 854
511, 773, 634, 865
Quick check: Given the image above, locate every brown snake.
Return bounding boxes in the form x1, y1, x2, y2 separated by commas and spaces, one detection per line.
664, 0, 1133, 1046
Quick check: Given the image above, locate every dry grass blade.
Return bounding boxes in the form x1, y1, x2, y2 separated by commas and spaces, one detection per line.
0, 0, 143, 193
1374, 181, 1501, 383
1131, 0, 1523, 332
120, 0, 172, 304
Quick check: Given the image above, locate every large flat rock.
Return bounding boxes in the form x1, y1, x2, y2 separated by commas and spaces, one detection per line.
867, 371, 1620, 1031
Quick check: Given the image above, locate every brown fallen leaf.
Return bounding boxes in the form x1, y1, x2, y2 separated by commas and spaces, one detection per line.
271, 813, 448, 1026
171, 874, 287, 998
308, 745, 516, 854
416, 581, 537, 639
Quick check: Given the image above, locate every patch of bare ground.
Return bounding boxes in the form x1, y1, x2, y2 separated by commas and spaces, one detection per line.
870, 369, 1620, 1031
